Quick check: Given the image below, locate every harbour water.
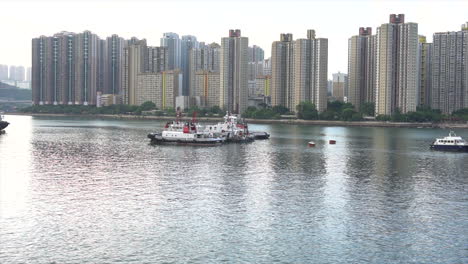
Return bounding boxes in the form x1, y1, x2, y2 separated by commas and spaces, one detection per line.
0, 115, 467, 263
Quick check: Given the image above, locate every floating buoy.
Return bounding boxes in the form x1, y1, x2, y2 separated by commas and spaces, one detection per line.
329, 140, 336, 144
308, 141, 316, 147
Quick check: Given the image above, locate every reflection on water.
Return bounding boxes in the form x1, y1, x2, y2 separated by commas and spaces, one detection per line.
0, 115, 467, 263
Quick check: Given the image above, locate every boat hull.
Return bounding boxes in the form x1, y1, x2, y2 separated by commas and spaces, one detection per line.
430, 144, 468, 152
148, 133, 224, 146
0, 121, 9, 131
224, 134, 255, 143
251, 132, 270, 140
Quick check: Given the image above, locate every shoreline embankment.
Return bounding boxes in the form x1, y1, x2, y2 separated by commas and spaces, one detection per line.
6, 112, 468, 129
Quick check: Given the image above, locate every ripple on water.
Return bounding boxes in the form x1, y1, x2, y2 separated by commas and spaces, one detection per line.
0, 115, 467, 263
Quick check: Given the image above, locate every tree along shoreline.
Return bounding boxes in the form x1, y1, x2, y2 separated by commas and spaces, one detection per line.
13, 101, 468, 129
8, 112, 468, 129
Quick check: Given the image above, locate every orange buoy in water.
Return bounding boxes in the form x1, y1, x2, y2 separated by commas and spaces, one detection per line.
329, 140, 336, 144
308, 141, 316, 147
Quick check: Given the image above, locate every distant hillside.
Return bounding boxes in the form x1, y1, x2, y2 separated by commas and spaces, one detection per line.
0, 82, 18, 89
0, 82, 32, 101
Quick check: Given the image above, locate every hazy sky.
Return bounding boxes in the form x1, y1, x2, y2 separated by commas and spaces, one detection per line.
1, 0, 467, 78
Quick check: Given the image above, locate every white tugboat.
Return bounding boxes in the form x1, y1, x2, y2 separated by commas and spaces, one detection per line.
430, 131, 468, 152
203, 112, 254, 143
148, 112, 225, 146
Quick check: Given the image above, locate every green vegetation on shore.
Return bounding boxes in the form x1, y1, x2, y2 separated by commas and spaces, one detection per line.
376, 106, 447, 122
243, 101, 468, 123
0, 87, 32, 101
244, 101, 364, 121
17, 101, 468, 123
243, 105, 290, 119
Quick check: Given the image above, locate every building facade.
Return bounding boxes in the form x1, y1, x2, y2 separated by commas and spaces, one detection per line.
248, 45, 264, 63
32, 32, 80, 105
219, 29, 249, 114
193, 71, 221, 108
181, 35, 198, 96
255, 75, 271, 97
375, 14, 418, 115
160, 33, 181, 70
103, 35, 126, 95
135, 71, 181, 108
188, 42, 220, 97
431, 24, 468, 114
9, 66, 25, 81
147, 46, 169, 73
418, 36, 433, 107
332, 72, 348, 102
26, 67, 32, 82
0, 64, 8, 80
271, 30, 328, 113
293, 30, 328, 112
347, 27, 376, 110
271, 33, 295, 109
122, 39, 147, 105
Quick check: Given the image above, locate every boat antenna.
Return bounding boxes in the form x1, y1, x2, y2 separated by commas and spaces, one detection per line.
192, 111, 197, 124
176, 107, 181, 123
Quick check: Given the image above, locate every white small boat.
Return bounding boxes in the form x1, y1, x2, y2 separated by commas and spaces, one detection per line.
430, 131, 468, 152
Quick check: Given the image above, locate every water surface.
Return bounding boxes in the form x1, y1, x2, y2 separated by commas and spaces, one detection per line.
0, 115, 467, 263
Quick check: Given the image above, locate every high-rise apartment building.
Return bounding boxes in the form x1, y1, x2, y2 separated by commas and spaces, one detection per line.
147, 46, 169, 73
33, 30, 102, 105
103, 34, 126, 95
247, 45, 265, 81
271, 30, 328, 112
327, 80, 333, 96
206, 43, 221, 73
193, 71, 220, 108
332, 72, 348, 102
271, 33, 295, 109
8, 66, 16, 80
9, 66, 25, 81
263, 58, 271, 76
375, 14, 418, 115
248, 45, 264, 63
294, 30, 328, 112
431, 24, 468, 114
54, 31, 76, 104
26, 67, 31, 82
32, 32, 80, 105
347, 27, 376, 110
73, 31, 102, 105
122, 39, 147, 105
32, 35, 53, 104
181, 35, 198, 96
418, 36, 433, 107
186, 42, 220, 97
135, 71, 181, 108
33, 31, 178, 106
255, 75, 271, 97
220, 29, 249, 114
0, 64, 8, 80
248, 62, 261, 81
160, 33, 181, 70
